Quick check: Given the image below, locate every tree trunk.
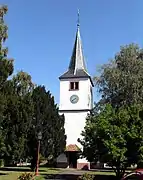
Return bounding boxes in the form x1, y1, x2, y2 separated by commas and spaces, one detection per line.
115, 168, 125, 180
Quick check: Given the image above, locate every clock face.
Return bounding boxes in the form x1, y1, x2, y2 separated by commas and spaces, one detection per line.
70, 95, 79, 104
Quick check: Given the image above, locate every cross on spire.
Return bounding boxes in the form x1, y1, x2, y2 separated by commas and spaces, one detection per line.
77, 9, 80, 28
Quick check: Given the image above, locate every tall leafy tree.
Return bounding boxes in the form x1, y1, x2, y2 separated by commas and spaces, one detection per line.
79, 44, 143, 179
0, 5, 13, 87
95, 44, 143, 107
0, 5, 66, 168
93, 44, 143, 169
28, 86, 66, 170
79, 104, 143, 179
3, 71, 34, 165
0, 5, 14, 161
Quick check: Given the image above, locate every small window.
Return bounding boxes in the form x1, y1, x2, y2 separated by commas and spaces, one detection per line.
69, 82, 79, 90
70, 82, 74, 90
75, 82, 79, 90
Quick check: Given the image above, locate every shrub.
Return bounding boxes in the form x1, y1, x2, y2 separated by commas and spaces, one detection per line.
0, 159, 4, 167
39, 153, 46, 164
18, 172, 34, 180
78, 173, 95, 180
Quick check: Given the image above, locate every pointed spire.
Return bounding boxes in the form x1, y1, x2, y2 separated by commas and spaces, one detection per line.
59, 10, 93, 81
68, 10, 87, 75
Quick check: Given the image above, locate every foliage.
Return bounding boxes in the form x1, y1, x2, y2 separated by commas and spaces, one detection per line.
95, 44, 143, 107
78, 173, 95, 180
0, 159, 4, 167
39, 153, 46, 164
80, 44, 143, 179
0, 5, 14, 162
0, 6, 66, 168
12, 71, 35, 96
2, 72, 34, 165
28, 86, 66, 170
0, 5, 13, 87
79, 104, 143, 179
18, 173, 34, 180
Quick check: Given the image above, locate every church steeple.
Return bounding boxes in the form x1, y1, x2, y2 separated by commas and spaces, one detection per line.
68, 11, 87, 75
59, 11, 93, 85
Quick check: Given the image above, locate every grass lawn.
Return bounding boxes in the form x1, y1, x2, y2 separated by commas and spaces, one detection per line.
0, 166, 117, 180
0, 167, 61, 180
88, 171, 115, 175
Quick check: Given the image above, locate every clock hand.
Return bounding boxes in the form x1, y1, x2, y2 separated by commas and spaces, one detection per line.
72, 98, 76, 102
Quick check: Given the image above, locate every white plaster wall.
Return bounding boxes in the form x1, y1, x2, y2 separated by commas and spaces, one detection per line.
59, 78, 92, 111
60, 111, 89, 148
59, 77, 93, 151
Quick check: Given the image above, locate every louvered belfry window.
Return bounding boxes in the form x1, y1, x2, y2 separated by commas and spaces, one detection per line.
69, 82, 79, 90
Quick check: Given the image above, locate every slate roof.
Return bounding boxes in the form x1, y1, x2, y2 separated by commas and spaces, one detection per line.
59, 25, 93, 86
68, 26, 86, 72
59, 69, 89, 79
59, 24, 94, 86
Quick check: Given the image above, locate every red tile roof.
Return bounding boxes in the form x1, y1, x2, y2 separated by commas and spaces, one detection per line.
65, 144, 81, 152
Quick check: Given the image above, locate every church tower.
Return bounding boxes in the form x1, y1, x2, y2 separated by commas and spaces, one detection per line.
58, 12, 94, 169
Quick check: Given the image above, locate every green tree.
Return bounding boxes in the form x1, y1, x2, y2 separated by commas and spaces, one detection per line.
79, 44, 143, 179
28, 86, 66, 170
95, 44, 143, 107
3, 71, 34, 165
0, 5, 13, 87
93, 44, 143, 168
12, 71, 35, 96
79, 104, 143, 179
0, 5, 14, 161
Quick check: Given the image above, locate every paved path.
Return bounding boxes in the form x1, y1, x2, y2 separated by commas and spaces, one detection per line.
45, 168, 116, 180
54, 169, 85, 180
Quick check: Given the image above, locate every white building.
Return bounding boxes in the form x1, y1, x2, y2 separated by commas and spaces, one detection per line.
57, 18, 94, 169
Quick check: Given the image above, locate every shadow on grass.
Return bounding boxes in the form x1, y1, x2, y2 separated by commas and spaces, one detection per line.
90, 169, 115, 172
42, 174, 57, 179
45, 167, 63, 171
94, 175, 115, 180
0, 172, 7, 176
42, 174, 116, 180
0, 167, 45, 172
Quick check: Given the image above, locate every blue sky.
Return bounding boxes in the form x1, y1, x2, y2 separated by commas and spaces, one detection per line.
1, 0, 143, 103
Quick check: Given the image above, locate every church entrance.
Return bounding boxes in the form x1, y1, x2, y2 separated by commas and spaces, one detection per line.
68, 151, 77, 168
65, 144, 80, 169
